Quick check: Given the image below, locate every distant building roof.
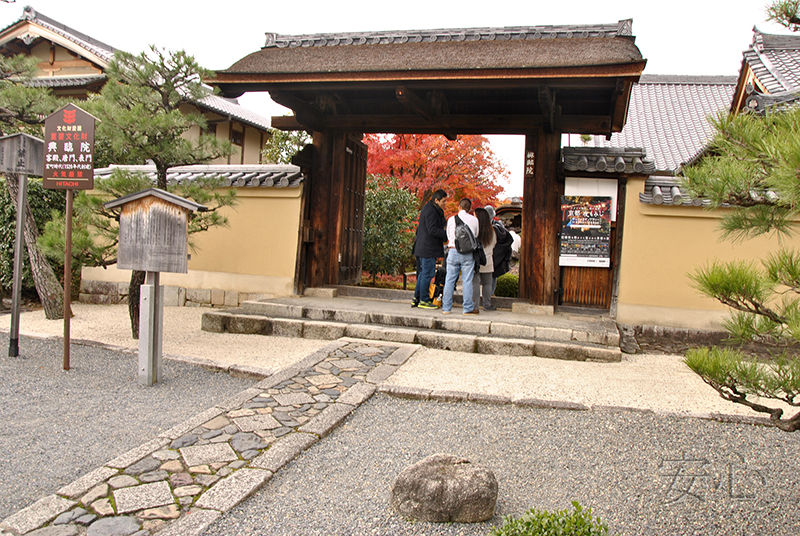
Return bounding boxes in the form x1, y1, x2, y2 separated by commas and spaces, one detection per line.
733, 28, 800, 114
0, 5, 116, 63
592, 75, 736, 173
0, 6, 272, 133
95, 164, 304, 189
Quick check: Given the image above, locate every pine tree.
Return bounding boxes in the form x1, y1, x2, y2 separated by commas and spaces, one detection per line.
62, 47, 233, 338
0, 55, 66, 319
680, 3, 800, 430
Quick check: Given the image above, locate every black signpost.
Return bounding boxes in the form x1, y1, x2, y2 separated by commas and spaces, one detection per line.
3, 133, 44, 358
43, 104, 96, 370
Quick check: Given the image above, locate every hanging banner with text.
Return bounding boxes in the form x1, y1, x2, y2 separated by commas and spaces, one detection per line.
559, 196, 612, 268
43, 104, 96, 190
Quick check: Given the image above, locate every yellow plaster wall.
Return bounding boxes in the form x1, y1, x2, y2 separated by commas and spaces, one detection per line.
616, 177, 798, 329
83, 185, 303, 296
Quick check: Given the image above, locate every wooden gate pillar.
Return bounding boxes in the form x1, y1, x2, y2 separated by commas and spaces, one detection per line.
306, 129, 337, 288
520, 130, 562, 304
303, 130, 366, 289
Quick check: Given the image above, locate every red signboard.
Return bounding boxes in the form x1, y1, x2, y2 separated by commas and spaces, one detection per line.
43, 104, 96, 190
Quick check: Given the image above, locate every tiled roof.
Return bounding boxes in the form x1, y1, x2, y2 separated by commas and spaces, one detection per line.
94, 164, 304, 188
263, 20, 632, 49
743, 29, 800, 93
562, 147, 655, 175
26, 74, 106, 88
3, 6, 116, 63
1, 7, 272, 133
592, 75, 736, 173
196, 93, 272, 131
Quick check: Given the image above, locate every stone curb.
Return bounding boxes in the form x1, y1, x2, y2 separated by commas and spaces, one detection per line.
378, 385, 778, 428
250, 433, 319, 473
194, 468, 273, 512
0, 495, 75, 535
154, 508, 221, 536
297, 402, 356, 438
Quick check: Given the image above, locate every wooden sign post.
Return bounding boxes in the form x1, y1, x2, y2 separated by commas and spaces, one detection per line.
105, 189, 206, 385
42, 103, 97, 370
1, 134, 44, 358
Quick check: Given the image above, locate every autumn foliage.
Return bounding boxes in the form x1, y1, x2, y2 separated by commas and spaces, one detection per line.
364, 134, 508, 214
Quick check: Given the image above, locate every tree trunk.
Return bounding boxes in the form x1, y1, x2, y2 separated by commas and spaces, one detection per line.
128, 269, 146, 339
6, 173, 65, 320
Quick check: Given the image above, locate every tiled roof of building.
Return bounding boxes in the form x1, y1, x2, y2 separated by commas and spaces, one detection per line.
26, 74, 106, 88
196, 93, 272, 131
95, 164, 304, 188
743, 28, 800, 93
592, 75, 736, 173
2, 6, 272, 133
4, 5, 116, 63
263, 21, 632, 49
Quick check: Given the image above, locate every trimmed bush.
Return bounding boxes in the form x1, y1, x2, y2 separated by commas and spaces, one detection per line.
489, 502, 608, 536
495, 273, 519, 298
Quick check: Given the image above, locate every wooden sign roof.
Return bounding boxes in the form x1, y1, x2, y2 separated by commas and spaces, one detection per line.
211, 20, 647, 138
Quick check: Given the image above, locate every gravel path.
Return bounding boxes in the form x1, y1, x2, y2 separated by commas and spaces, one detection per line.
0, 332, 253, 520
202, 394, 800, 536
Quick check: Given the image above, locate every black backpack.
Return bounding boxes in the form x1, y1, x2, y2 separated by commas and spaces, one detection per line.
454, 215, 478, 254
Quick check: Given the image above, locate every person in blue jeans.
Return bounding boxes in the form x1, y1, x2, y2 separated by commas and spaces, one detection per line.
442, 198, 480, 315
412, 189, 448, 309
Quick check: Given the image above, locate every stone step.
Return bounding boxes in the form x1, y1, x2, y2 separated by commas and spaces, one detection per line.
201, 299, 621, 363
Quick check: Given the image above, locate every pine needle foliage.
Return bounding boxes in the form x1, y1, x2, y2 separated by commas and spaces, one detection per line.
680, 5, 800, 429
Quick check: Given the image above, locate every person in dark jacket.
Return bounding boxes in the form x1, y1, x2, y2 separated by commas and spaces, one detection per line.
412, 189, 448, 308
486, 205, 513, 294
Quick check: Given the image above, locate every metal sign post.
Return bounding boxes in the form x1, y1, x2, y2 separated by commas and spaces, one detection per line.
43, 104, 96, 370
0, 134, 44, 357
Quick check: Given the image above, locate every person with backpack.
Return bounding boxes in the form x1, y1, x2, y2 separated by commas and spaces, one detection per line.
442, 198, 479, 315
412, 189, 448, 309
472, 207, 497, 311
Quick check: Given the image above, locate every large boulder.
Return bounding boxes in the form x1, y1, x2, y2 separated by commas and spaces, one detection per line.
390, 453, 498, 523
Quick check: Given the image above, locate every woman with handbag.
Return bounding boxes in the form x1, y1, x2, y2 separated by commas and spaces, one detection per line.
472, 207, 497, 311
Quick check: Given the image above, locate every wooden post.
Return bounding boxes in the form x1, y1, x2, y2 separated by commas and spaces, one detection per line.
8, 172, 27, 357
307, 130, 335, 287
138, 271, 162, 386
63, 189, 73, 370
520, 130, 562, 305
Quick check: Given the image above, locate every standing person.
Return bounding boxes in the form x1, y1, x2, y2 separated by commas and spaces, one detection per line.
442, 198, 479, 315
486, 205, 513, 294
412, 189, 447, 309
472, 207, 497, 311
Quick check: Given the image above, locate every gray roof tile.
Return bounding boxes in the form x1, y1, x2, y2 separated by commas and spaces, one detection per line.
592, 75, 735, 173
94, 164, 304, 189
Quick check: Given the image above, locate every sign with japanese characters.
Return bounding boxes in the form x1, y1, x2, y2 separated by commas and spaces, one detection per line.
559, 196, 612, 268
43, 104, 96, 190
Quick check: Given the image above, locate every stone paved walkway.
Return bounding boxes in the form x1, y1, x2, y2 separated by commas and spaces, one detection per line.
0, 339, 414, 536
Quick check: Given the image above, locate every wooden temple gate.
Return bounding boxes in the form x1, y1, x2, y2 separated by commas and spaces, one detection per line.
211, 21, 646, 308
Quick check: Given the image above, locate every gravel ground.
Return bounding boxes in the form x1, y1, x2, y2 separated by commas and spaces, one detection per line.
0, 331, 253, 520
202, 394, 800, 536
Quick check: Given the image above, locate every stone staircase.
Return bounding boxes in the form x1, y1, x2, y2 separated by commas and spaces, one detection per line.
201, 295, 622, 363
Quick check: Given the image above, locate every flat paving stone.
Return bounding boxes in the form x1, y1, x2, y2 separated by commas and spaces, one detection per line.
114, 481, 174, 514
233, 414, 282, 432
180, 444, 238, 467
272, 392, 315, 406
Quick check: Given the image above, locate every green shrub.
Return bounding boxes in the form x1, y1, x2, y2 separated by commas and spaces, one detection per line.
495, 273, 519, 298
489, 502, 608, 536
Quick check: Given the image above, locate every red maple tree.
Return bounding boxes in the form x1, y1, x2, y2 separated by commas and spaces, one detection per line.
364, 134, 508, 214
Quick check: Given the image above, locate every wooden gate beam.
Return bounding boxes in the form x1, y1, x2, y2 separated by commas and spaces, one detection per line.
520, 130, 562, 304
